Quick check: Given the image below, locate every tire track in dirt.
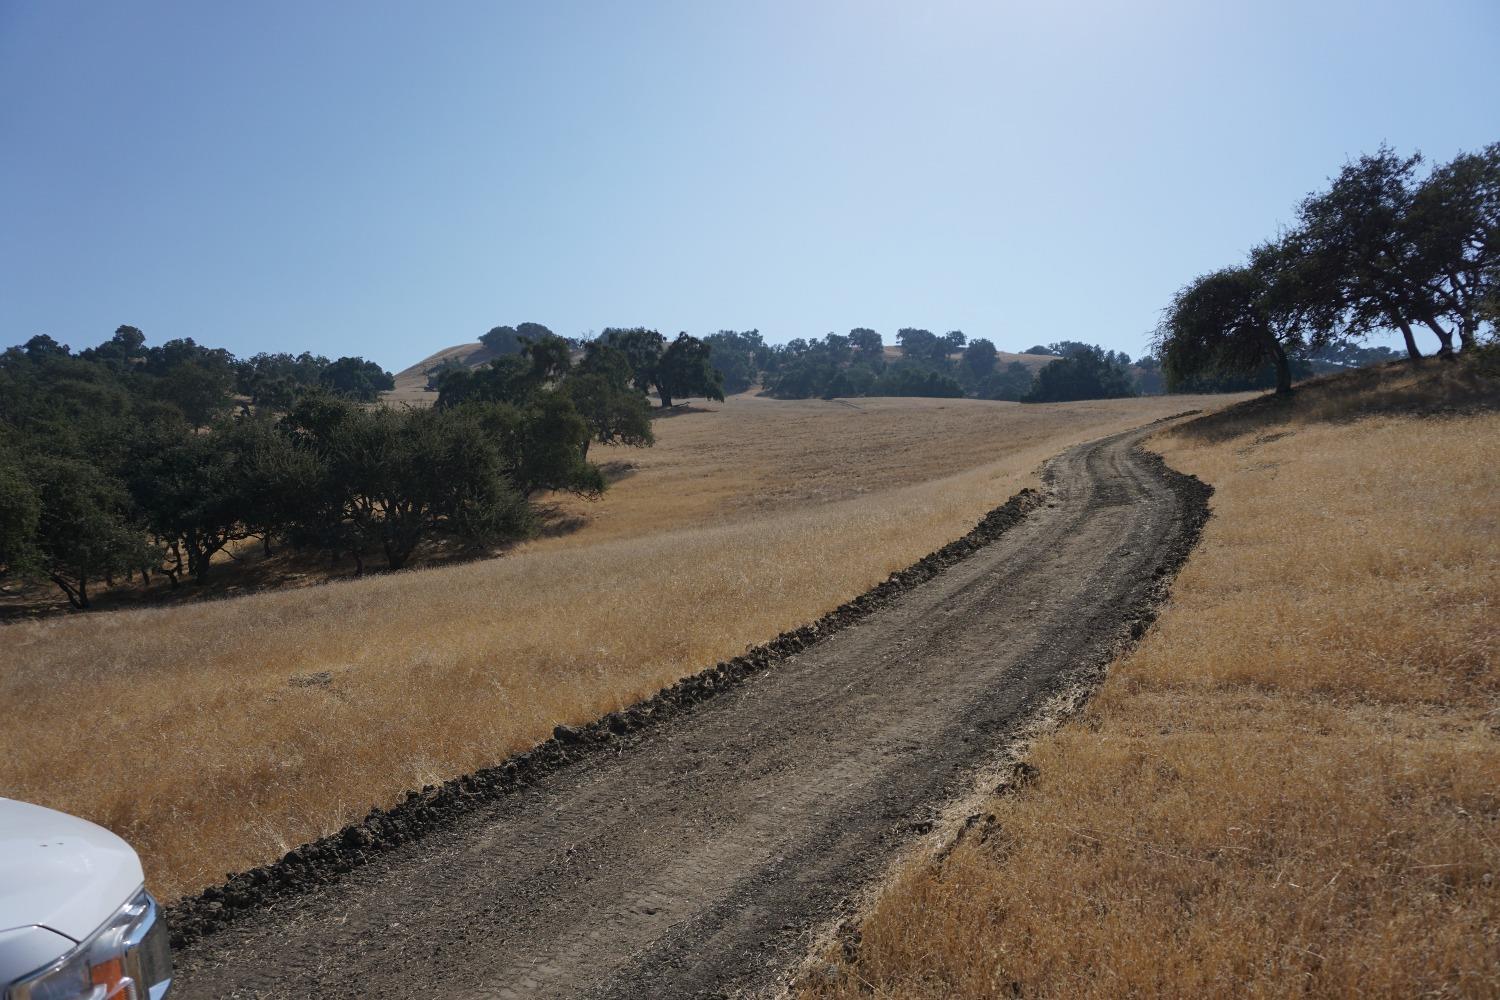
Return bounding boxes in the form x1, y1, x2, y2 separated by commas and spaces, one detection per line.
172, 426, 1206, 999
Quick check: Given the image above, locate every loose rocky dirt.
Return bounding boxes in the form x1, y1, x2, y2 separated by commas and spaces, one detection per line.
170, 426, 1209, 999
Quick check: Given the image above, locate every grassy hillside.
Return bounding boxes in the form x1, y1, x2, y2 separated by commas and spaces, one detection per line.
2, 391, 1240, 901
535, 392, 1199, 549
798, 359, 1500, 998
383, 340, 495, 406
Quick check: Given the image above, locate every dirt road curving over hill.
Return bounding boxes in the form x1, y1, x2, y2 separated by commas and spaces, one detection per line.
172, 426, 1207, 999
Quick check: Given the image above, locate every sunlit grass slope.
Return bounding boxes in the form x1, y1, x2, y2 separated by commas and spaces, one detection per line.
2, 391, 1237, 901
799, 361, 1500, 999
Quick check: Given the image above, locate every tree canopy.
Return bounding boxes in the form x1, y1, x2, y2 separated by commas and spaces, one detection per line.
592, 328, 724, 407
1159, 143, 1498, 392
477, 322, 556, 356
895, 328, 942, 364
849, 328, 884, 365
319, 356, 396, 401
1023, 345, 1136, 402
963, 338, 998, 378
656, 333, 726, 408
974, 361, 1035, 401
703, 330, 767, 394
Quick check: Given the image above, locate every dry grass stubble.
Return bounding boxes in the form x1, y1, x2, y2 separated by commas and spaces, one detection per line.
0, 392, 1235, 901
798, 374, 1499, 998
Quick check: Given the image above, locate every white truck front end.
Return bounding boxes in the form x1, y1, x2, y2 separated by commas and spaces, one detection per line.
0, 799, 171, 1000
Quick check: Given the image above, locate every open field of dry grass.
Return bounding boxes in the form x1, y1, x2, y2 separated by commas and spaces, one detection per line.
799, 362, 1500, 998
0, 391, 1239, 902
534, 392, 1222, 549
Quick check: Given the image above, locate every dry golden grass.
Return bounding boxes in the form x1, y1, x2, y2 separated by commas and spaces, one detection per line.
0, 391, 1237, 902
799, 368, 1500, 999
382, 341, 492, 407
535, 393, 1223, 548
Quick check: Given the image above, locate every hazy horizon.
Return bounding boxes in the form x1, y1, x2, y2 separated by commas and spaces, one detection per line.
3, 1, 1495, 371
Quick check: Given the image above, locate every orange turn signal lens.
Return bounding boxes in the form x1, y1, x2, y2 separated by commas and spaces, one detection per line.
89, 955, 135, 999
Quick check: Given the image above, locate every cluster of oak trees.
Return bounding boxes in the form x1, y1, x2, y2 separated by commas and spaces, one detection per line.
731, 327, 1141, 403
1158, 144, 1498, 394
758, 328, 965, 399
438, 325, 727, 413
0, 325, 694, 609
0, 329, 368, 605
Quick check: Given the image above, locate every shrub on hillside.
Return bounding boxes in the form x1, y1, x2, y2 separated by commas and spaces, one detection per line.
1023, 346, 1135, 402
974, 361, 1035, 401
877, 363, 964, 398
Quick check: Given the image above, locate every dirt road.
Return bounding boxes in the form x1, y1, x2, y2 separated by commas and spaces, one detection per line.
172, 427, 1205, 999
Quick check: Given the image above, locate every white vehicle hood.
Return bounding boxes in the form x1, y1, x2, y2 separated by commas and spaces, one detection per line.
0, 798, 144, 942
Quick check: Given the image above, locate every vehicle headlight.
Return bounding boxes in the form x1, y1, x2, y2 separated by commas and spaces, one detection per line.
9, 889, 172, 1000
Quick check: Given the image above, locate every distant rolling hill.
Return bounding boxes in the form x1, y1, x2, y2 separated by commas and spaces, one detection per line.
384, 342, 496, 406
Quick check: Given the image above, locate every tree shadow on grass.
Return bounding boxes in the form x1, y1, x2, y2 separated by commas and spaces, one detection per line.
649, 402, 718, 420
1172, 353, 1500, 446
0, 506, 594, 623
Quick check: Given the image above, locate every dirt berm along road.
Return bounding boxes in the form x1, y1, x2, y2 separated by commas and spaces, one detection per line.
173, 426, 1205, 999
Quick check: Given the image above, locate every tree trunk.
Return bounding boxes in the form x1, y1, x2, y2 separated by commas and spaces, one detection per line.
1458, 319, 1477, 351
184, 532, 200, 582
187, 534, 212, 584
384, 536, 411, 571
162, 541, 183, 588
1421, 314, 1456, 355
51, 574, 86, 609
658, 389, 673, 408
1269, 338, 1293, 395
1396, 319, 1423, 361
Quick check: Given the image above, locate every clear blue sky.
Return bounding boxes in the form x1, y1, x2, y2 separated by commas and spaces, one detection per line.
2, 1, 1495, 371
